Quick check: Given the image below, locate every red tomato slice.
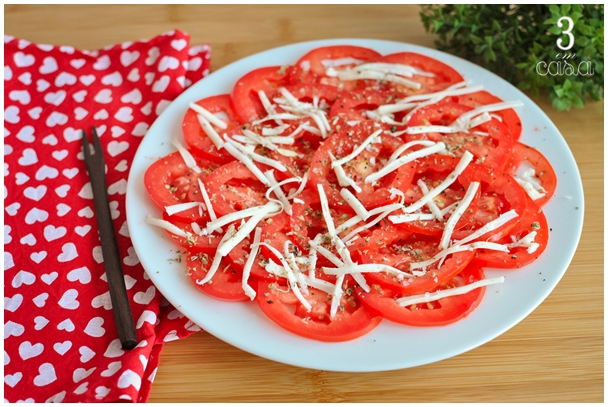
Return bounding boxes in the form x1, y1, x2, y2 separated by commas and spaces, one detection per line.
356, 264, 486, 326
231, 66, 290, 124
295, 45, 382, 77
405, 100, 514, 171
329, 89, 397, 123
144, 151, 218, 221
392, 155, 481, 237
473, 195, 548, 268
379, 52, 464, 94
256, 277, 382, 342
182, 94, 240, 163
456, 91, 523, 141
203, 161, 269, 216
358, 230, 474, 295
504, 142, 557, 207
453, 163, 528, 243
309, 120, 416, 210
186, 251, 252, 302
160, 212, 221, 254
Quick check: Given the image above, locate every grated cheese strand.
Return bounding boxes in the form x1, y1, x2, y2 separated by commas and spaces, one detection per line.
172, 138, 202, 173
222, 142, 271, 186
417, 179, 444, 220
217, 202, 280, 256
146, 215, 187, 238
389, 213, 435, 223
197, 178, 221, 234
395, 276, 506, 307
342, 208, 399, 243
439, 182, 480, 250
322, 263, 415, 279
224, 137, 287, 172
453, 209, 519, 246
189, 102, 227, 129
206, 202, 280, 232
329, 152, 362, 193
332, 129, 383, 167
410, 241, 509, 271
403, 150, 474, 214
195, 114, 225, 150
241, 227, 262, 300
336, 203, 403, 234
196, 225, 236, 285
365, 142, 446, 184
388, 140, 438, 163
340, 188, 369, 220
258, 242, 311, 311
164, 201, 205, 216
507, 231, 540, 254
264, 170, 294, 215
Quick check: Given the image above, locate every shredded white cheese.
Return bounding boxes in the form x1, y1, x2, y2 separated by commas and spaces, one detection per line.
395, 276, 506, 307
242, 227, 262, 300
146, 215, 187, 238
365, 142, 446, 184
189, 102, 227, 129
439, 181, 480, 250
172, 138, 202, 174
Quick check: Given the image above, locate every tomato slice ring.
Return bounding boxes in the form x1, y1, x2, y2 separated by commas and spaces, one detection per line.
356, 264, 486, 326
144, 152, 218, 221
456, 90, 522, 141
231, 66, 290, 124
405, 100, 514, 171
182, 94, 241, 163
378, 52, 464, 94
358, 230, 475, 295
186, 251, 252, 302
256, 277, 382, 342
295, 45, 382, 77
473, 195, 548, 268
203, 161, 269, 216
504, 142, 557, 207
309, 121, 416, 210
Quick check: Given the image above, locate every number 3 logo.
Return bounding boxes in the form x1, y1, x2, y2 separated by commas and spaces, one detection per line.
557, 16, 575, 50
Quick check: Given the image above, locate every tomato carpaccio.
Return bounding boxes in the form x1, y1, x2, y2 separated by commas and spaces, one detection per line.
143, 44, 555, 342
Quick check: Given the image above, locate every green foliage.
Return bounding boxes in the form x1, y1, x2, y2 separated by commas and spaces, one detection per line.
420, 4, 604, 111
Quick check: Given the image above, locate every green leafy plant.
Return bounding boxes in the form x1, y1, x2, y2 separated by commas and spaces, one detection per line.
420, 4, 603, 111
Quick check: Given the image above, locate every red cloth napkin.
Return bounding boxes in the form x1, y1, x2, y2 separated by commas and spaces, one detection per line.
4, 30, 211, 403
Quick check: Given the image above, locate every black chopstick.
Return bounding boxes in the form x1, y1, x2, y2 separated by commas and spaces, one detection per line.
82, 127, 138, 350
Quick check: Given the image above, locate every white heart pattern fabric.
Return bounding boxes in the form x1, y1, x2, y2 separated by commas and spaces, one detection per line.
4, 31, 211, 403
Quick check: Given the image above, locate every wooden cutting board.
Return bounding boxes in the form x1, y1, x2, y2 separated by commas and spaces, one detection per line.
5, 4, 603, 402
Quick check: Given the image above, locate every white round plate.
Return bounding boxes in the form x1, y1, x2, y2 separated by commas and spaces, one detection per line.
126, 39, 584, 372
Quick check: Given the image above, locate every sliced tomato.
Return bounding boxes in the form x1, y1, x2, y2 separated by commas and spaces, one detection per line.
309, 121, 416, 210
504, 142, 557, 207
186, 251, 251, 302
295, 45, 382, 77
329, 89, 397, 123
356, 264, 486, 326
203, 161, 269, 216
473, 196, 548, 268
231, 66, 290, 124
452, 163, 528, 243
256, 277, 382, 342
144, 152, 218, 221
358, 230, 474, 295
379, 52, 464, 95
160, 212, 221, 253
182, 94, 240, 163
405, 100, 514, 171
456, 91, 522, 141
392, 155, 481, 237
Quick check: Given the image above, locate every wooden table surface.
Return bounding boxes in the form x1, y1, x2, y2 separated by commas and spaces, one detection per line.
6, 4, 603, 403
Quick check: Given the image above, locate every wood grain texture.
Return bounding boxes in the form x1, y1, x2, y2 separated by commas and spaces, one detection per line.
6, 4, 602, 403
